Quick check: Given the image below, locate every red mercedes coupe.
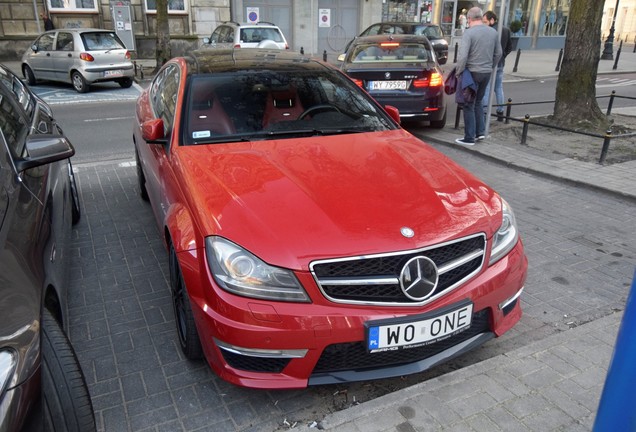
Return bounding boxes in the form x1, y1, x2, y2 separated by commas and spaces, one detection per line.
132, 49, 527, 389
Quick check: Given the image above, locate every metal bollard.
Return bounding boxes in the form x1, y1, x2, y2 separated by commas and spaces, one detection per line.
505, 98, 512, 124
300, 46, 304, 55
555, 48, 563, 72
613, 41, 622, 70
512, 49, 521, 73
633, 36, 636, 53
606, 90, 616, 115
520, 114, 530, 145
599, 129, 612, 164
323, 50, 327, 62
140, 68, 144, 80
453, 42, 458, 63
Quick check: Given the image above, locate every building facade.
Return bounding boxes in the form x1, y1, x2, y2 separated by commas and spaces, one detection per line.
0, 0, 633, 61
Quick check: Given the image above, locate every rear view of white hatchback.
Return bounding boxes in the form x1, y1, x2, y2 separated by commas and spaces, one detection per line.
203, 21, 289, 50
21, 28, 135, 93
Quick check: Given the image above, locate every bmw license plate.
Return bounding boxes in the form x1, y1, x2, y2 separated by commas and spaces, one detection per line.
369, 80, 407, 90
366, 302, 473, 353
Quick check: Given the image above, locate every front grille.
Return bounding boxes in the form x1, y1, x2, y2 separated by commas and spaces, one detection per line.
312, 309, 490, 374
311, 234, 485, 305
220, 350, 291, 373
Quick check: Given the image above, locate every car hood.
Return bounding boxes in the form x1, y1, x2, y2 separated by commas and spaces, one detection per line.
175, 129, 501, 270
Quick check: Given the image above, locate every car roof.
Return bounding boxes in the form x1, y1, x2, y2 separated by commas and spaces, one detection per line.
217, 21, 281, 28
186, 48, 327, 75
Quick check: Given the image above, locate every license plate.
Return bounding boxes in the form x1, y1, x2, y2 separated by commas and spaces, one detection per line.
104, 70, 123, 77
366, 302, 473, 352
369, 80, 407, 90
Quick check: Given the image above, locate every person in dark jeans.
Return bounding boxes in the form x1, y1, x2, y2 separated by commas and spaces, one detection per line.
454, 7, 501, 145
482, 10, 512, 122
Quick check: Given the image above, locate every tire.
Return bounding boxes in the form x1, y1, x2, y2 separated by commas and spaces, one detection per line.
41, 309, 96, 432
169, 243, 203, 359
135, 147, 149, 201
68, 161, 81, 225
429, 110, 447, 129
71, 71, 89, 93
118, 77, 133, 88
23, 65, 36, 86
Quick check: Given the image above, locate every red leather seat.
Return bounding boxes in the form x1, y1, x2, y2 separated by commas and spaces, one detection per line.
262, 87, 304, 128
189, 89, 235, 138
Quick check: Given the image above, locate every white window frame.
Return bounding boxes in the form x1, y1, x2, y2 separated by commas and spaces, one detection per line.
144, 0, 188, 14
48, 0, 98, 12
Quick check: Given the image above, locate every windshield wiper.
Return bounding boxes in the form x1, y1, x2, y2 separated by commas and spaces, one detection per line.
191, 135, 252, 145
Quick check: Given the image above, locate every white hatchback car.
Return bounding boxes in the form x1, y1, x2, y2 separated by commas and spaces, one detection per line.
202, 21, 289, 50
21, 28, 135, 93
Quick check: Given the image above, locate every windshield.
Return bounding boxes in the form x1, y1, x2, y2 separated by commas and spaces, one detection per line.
0, 67, 35, 119
81, 32, 125, 50
183, 68, 396, 145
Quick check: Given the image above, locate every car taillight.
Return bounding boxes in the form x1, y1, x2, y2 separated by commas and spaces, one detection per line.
234, 44, 241, 48
380, 42, 400, 48
125, 50, 131, 60
429, 72, 443, 87
285, 44, 289, 49
412, 72, 444, 89
79, 52, 94, 62
351, 78, 364, 88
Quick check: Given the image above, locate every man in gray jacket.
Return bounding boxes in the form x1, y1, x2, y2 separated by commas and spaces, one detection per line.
455, 7, 502, 145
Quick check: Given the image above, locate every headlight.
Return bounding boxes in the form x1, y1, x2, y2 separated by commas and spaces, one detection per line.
489, 198, 519, 265
205, 237, 310, 302
0, 349, 17, 398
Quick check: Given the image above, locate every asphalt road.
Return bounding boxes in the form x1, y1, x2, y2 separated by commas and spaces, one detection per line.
34, 77, 636, 431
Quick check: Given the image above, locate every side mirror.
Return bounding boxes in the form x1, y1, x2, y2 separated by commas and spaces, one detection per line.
384, 105, 401, 125
141, 118, 168, 144
202, 37, 210, 44
14, 134, 75, 172
438, 57, 447, 65
337, 54, 345, 62
31, 44, 39, 52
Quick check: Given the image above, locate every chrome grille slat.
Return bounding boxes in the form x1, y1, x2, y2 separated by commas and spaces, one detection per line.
310, 234, 486, 306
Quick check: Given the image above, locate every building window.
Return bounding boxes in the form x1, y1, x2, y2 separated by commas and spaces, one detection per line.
145, 0, 186, 13
49, 0, 97, 12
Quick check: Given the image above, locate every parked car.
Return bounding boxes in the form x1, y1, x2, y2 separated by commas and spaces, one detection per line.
344, 22, 449, 65
202, 21, 289, 50
21, 28, 134, 93
0, 64, 94, 431
133, 48, 527, 389
339, 34, 447, 128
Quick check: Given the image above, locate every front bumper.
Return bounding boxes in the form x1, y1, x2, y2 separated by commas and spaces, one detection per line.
179, 240, 527, 389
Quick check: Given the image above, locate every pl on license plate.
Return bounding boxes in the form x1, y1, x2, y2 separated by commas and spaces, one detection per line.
369, 80, 407, 90
366, 303, 473, 352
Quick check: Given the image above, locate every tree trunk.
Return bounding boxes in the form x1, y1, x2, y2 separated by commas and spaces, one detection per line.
553, 0, 608, 130
154, 0, 170, 72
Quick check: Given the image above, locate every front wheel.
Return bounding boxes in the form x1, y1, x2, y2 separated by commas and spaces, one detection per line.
71, 71, 89, 93
169, 243, 203, 359
23, 65, 36, 86
42, 308, 96, 432
118, 77, 133, 88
